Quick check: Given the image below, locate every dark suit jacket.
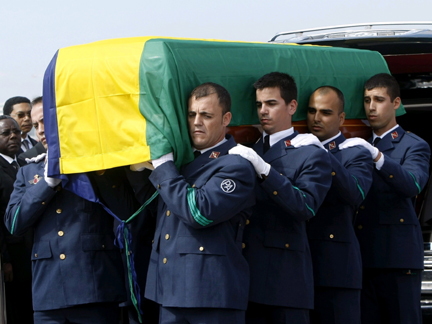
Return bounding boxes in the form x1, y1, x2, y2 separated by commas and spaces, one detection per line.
355, 126, 430, 269
18, 142, 46, 165
0, 156, 33, 280
244, 131, 332, 309
16, 135, 38, 156
308, 133, 373, 289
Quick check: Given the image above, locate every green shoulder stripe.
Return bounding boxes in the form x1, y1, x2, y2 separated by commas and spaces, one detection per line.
351, 175, 365, 200
409, 172, 422, 194
10, 206, 20, 235
187, 187, 213, 226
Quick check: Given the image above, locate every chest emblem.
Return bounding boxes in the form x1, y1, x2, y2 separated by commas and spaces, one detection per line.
391, 131, 398, 139
329, 141, 336, 150
209, 151, 220, 159
221, 179, 236, 193
29, 174, 41, 185
284, 140, 291, 147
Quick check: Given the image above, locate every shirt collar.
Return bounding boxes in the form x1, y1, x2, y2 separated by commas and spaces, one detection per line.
321, 131, 341, 146
0, 153, 17, 164
263, 127, 294, 147
193, 137, 228, 154
373, 124, 399, 141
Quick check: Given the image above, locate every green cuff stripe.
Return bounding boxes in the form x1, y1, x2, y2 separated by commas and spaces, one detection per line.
292, 186, 315, 216
187, 187, 213, 226
409, 172, 422, 194
10, 206, 20, 235
351, 175, 365, 200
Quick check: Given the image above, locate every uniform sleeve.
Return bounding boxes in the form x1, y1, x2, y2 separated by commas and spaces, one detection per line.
260, 147, 332, 222
329, 147, 373, 207
4, 168, 56, 236
149, 157, 256, 229
377, 138, 430, 197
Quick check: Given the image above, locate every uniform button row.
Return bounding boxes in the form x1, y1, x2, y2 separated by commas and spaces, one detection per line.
166, 210, 171, 217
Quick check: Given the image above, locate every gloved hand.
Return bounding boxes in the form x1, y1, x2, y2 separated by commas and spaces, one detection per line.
130, 161, 155, 172
339, 137, 379, 159
25, 153, 46, 164
229, 144, 270, 178
291, 134, 327, 151
152, 152, 174, 169
44, 151, 61, 188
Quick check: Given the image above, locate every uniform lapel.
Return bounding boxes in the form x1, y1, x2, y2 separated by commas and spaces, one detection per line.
258, 131, 298, 163
325, 133, 346, 154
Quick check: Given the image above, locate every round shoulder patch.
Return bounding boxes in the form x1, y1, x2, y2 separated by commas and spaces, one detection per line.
221, 179, 236, 193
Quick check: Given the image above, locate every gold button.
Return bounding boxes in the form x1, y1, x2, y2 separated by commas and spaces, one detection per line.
163, 258, 167, 264
360, 206, 365, 210
199, 246, 204, 252
246, 219, 250, 225
102, 245, 105, 249
400, 218, 404, 223
166, 210, 171, 217
358, 225, 363, 230
157, 184, 161, 189
151, 239, 154, 244
331, 171, 336, 176
329, 234, 334, 239
192, 184, 196, 188
128, 251, 132, 255
42, 202, 45, 205
58, 231, 64, 237
112, 185, 116, 189
56, 209, 62, 214
285, 244, 290, 248
273, 191, 278, 196
407, 131, 411, 133
242, 243, 246, 249
165, 234, 170, 240
34, 253, 38, 258
60, 254, 66, 260
389, 175, 394, 179
280, 173, 283, 175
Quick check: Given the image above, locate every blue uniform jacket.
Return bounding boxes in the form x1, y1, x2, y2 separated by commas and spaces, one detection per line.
308, 133, 373, 289
355, 126, 430, 269
4, 161, 126, 311
145, 135, 256, 310
244, 131, 332, 309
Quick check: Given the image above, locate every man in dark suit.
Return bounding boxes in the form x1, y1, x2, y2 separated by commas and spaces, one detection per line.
17, 97, 46, 165
3, 96, 37, 154
229, 72, 332, 324
306, 86, 373, 324
340, 73, 430, 324
0, 115, 34, 323
129, 82, 256, 324
4, 99, 126, 323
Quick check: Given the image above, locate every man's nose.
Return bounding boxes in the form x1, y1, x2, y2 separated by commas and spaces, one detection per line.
194, 115, 202, 125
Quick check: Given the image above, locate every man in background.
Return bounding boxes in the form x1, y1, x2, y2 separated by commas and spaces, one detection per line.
3, 96, 37, 154
307, 86, 373, 324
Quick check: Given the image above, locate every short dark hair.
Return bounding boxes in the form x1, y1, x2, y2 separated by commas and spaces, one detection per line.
253, 72, 297, 104
314, 86, 345, 113
189, 82, 231, 115
31, 96, 43, 107
3, 96, 31, 116
0, 115, 19, 127
364, 73, 400, 102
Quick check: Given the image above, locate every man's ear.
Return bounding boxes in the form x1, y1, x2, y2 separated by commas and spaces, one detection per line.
393, 97, 401, 111
288, 99, 297, 116
222, 112, 232, 127
339, 112, 346, 127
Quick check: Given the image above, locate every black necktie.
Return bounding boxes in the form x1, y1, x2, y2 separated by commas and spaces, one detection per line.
263, 135, 270, 154
11, 160, 19, 170
22, 139, 29, 151
193, 150, 201, 159
373, 137, 381, 147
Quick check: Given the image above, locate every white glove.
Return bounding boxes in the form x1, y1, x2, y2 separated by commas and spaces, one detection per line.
43, 151, 61, 188
339, 137, 379, 159
291, 134, 327, 151
130, 161, 155, 172
152, 152, 174, 169
229, 144, 270, 178
25, 153, 46, 164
